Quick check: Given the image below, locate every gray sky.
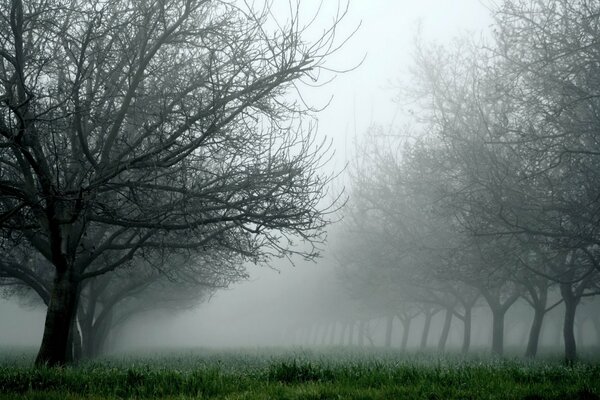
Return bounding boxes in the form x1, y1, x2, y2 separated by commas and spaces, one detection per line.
0, 0, 494, 348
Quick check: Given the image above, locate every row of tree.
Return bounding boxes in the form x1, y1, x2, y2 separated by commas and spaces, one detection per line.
285, 298, 600, 351
336, 0, 600, 363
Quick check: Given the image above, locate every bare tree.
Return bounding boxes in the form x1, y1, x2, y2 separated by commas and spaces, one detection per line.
0, 0, 349, 365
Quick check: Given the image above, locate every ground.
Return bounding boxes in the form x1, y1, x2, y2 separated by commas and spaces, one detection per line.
1, 347, 599, 399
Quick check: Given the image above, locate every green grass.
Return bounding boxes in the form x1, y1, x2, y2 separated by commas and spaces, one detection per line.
0, 347, 599, 399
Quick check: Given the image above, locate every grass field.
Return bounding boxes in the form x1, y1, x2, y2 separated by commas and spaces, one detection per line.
1, 347, 599, 399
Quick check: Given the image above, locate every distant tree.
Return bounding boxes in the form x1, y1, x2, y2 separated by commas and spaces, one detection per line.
491, 0, 600, 362
0, 0, 347, 365
75, 249, 245, 359
405, 16, 600, 361
334, 127, 476, 352
0, 245, 246, 360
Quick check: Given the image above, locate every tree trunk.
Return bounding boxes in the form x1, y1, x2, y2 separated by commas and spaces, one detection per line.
491, 308, 505, 356
525, 306, 545, 358
401, 317, 411, 351
348, 321, 355, 345
385, 315, 394, 348
437, 308, 453, 352
420, 310, 433, 349
35, 269, 80, 366
561, 283, 579, 364
462, 307, 472, 354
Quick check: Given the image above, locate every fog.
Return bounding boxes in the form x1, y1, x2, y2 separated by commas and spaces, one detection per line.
2, 0, 599, 363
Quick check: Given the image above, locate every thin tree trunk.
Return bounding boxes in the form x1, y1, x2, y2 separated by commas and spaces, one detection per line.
385, 315, 394, 348
35, 269, 80, 366
462, 307, 472, 354
401, 317, 411, 351
525, 306, 545, 358
491, 308, 505, 356
420, 310, 433, 350
437, 308, 453, 352
561, 282, 579, 364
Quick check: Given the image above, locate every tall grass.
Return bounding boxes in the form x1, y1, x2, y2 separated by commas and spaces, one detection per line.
0, 347, 599, 399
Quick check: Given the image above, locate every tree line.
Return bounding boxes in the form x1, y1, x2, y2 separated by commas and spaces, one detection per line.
335, 0, 600, 364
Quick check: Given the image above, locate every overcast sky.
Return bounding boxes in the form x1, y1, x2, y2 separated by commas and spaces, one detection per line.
0, 0, 495, 348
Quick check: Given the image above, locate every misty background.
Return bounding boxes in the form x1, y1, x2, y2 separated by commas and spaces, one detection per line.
3, 0, 597, 358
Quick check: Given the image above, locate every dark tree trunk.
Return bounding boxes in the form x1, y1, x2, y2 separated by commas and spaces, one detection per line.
385, 315, 394, 348
437, 308, 453, 352
420, 310, 433, 349
401, 317, 411, 351
525, 306, 545, 358
461, 306, 472, 354
491, 308, 505, 356
81, 322, 95, 359
561, 282, 579, 364
35, 269, 80, 366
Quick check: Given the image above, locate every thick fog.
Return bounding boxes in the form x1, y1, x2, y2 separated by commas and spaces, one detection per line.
2, 0, 599, 360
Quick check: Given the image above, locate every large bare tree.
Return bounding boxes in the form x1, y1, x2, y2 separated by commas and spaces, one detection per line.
0, 0, 347, 365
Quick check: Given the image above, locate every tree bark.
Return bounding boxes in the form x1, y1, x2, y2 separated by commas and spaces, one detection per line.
420, 310, 433, 350
525, 305, 545, 358
35, 269, 80, 366
385, 315, 394, 348
491, 308, 505, 356
561, 282, 579, 364
401, 317, 411, 351
437, 308, 453, 352
461, 306, 472, 354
